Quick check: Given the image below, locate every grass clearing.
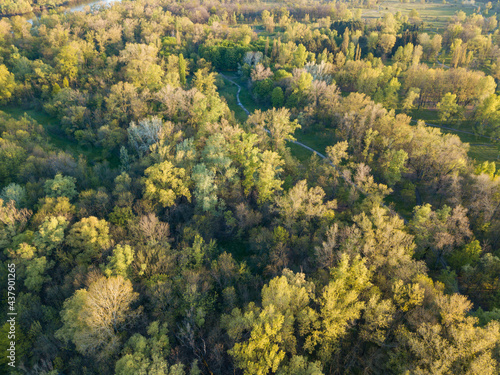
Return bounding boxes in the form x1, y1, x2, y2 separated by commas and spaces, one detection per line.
218, 77, 249, 123
409, 108, 500, 168
362, 0, 477, 31
0, 105, 120, 166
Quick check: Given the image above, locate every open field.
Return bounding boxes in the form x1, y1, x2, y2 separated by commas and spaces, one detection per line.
362, 0, 478, 31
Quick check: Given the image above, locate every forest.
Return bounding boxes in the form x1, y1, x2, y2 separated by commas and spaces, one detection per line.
1, 0, 500, 374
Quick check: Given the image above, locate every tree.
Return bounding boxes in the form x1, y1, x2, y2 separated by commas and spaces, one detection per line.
105, 82, 149, 126
115, 321, 185, 375
251, 64, 273, 82
309, 254, 372, 361
378, 34, 396, 57
276, 356, 323, 375
193, 68, 216, 95
247, 108, 301, 153
229, 305, 286, 375
0, 183, 26, 207
255, 150, 284, 204
261, 10, 275, 33
341, 29, 350, 54
402, 88, 420, 113
293, 44, 308, 68
44, 173, 78, 200
55, 43, 82, 82
56, 276, 140, 358
271, 87, 285, 107
0, 64, 16, 103
119, 43, 164, 90
276, 180, 336, 232
379, 149, 408, 186
191, 163, 218, 212
179, 53, 187, 86
394, 293, 500, 374
104, 244, 134, 278
472, 94, 500, 137
24, 256, 51, 292
382, 77, 401, 109
437, 92, 461, 122
33, 216, 69, 255
409, 204, 472, 267
128, 116, 173, 156
290, 71, 313, 107
31, 197, 75, 227
224, 269, 315, 375
0, 139, 26, 185
66, 216, 112, 265
142, 161, 191, 208
326, 141, 349, 166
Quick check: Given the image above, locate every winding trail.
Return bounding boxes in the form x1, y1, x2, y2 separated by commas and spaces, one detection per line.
436, 52, 450, 69
219, 73, 402, 220
219, 74, 328, 159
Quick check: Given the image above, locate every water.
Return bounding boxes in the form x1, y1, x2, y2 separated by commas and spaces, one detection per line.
27, 0, 122, 24
66, 0, 121, 13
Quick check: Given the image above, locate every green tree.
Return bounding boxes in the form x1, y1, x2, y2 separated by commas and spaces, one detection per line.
179, 53, 187, 86
229, 305, 286, 375
24, 256, 51, 292
437, 92, 462, 122
293, 44, 308, 68
402, 87, 420, 113
119, 43, 164, 90
44, 173, 78, 200
276, 356, 323, 375
0, 183, 26, 207
115, 321, 185, 375
33, 216, 68, 255
473, 94, 500, 137
224, 269, 315, 375
55, 43, 81, 82
379, 149, 408, 186
272, 87, 285, 107
104, 244, 135, 278
192, 163, 218, 212
193, 68, 216, 95
0, 139, 25, 185
383, 77, 401, 109
448, 240, 482, 269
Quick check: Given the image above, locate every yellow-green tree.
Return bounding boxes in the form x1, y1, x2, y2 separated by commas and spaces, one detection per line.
142, 161, 191, 208
56, 276, 140, 358
0, 64, 16, 103
66, 216, 112, 265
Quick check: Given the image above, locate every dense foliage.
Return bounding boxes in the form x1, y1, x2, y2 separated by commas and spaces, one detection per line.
1, 0, 500, 374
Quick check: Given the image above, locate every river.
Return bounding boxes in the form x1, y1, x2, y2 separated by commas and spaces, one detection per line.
27, 0, 122, 24
65, 0, 121, 13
